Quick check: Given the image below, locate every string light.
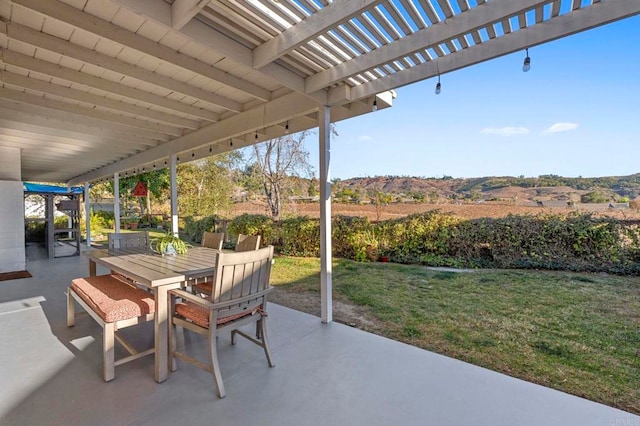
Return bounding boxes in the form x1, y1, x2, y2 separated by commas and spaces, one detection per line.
285, 121, 289, 133
522, 48, 531, 72
435, 74, 441, 95
372, 98, 377, 111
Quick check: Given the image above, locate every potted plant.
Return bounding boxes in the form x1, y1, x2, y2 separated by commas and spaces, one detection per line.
151, 231, 190, 255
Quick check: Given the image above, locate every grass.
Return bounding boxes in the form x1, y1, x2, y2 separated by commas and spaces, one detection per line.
271, 257, 640, 415
93, 227, 168, 243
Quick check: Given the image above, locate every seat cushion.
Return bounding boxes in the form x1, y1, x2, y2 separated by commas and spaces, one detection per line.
71, 275, 155, 323
192, 281, 213, 295
175, 302, 259, 328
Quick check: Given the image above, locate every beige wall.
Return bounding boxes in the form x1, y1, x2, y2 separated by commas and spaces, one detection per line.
0, 147, 25, 273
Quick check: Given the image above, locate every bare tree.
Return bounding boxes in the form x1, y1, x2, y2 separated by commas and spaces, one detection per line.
250, 132, 313, 220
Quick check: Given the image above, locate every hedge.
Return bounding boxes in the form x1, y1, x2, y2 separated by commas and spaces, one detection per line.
185, 212, 640, 275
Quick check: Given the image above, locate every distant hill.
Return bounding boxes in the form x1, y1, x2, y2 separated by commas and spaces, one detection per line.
333, 174, 640, 204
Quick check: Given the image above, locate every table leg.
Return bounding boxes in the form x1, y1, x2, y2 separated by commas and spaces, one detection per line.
89, 259, 96, 277
154, 283, 180, 383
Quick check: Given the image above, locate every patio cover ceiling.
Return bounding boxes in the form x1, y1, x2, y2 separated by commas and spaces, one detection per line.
0, 0, 637, 184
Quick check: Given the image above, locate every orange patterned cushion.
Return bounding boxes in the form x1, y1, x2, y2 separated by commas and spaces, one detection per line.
71, 275, 155, 323
192, 281, 213, 294
175, 302, 259, 328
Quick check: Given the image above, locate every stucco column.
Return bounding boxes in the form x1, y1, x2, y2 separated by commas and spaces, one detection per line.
114, 172, 120, 233
319, 105, 332, 323
84, 182, 91, 248
170, 154, 179, 237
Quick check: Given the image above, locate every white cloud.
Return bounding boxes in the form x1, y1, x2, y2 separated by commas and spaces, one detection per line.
543, 122, 579, 134
357, 135, 373, 142
480, 127, 529, 137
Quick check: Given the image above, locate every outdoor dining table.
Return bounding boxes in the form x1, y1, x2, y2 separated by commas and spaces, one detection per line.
86, 246, 219, 383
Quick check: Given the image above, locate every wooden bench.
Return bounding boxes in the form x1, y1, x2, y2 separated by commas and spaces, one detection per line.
67, 274, 155, 381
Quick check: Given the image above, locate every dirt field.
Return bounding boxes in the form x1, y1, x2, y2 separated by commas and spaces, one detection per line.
231, 200, 640, 221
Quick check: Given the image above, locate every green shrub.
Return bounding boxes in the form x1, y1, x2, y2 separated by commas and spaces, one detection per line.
279, 216, 320, 256
376, 211, 462, 264
580, 191, 609, 203
183, 215, 217, 243
228, 214, 276, 246
94, 210, 115, 227
192, 211, 640, 275
54, 215, 70, 228
25, 221, 45, 242
332, 216, 377, 261
447, 212, 640, 273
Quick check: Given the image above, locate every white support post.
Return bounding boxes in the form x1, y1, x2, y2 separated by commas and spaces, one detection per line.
319, 105, 332, 323
46, 194, 55, 259
84, 182, 91, 248
113, 172, 120, 233
170, 154, 179, 237
67, 212, 72, 239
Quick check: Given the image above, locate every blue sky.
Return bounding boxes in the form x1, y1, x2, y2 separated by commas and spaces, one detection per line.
306, 14, 640, 180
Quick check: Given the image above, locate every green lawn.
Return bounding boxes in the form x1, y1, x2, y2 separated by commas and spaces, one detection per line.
271, 257, 640, 415
92, 228, 167, 244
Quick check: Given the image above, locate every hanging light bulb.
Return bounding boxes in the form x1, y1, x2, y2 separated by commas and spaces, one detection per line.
285, 121, 289, 134
522, 48, 531, 72
435, 74, 441, 95
372, 98, 378, 112
255, 131, 258, 140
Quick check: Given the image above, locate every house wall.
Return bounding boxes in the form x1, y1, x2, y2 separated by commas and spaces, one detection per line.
0, 147, 26, 273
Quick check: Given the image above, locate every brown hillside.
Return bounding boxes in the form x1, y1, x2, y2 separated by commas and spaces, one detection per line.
230, 175, 640, 221
231, 200, 640, 221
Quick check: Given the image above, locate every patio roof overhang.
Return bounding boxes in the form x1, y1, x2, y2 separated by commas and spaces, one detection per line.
0, 0, 637, 185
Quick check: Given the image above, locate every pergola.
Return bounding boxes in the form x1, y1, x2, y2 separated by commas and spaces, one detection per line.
0, 0, 638, 321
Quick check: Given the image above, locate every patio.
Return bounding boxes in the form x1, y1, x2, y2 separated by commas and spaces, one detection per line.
1, 251, 637, 426
1, 1, 640, 424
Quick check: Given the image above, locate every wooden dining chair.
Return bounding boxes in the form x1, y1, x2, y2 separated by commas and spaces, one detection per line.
235, 234, 260, 252
108, 231, 150, 250
201, 231, 224, 250
168, 246, 276, 398
191, 232, 225, 296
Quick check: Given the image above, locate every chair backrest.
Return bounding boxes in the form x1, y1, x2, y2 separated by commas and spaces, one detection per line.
210, 246, 274, 315
235, 234, 261, 252
108, 231, 150, 251
201, 232, 224, 250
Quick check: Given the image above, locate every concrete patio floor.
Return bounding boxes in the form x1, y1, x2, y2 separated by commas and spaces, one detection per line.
1, 251, 637, 426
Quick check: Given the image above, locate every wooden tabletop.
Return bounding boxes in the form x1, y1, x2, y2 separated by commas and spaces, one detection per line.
86, 246, 219, 287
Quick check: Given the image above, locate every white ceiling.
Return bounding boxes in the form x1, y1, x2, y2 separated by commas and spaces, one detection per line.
0, 0, 637, 184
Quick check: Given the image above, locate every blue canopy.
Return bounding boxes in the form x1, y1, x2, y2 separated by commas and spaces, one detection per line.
23, 182, 84, 194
